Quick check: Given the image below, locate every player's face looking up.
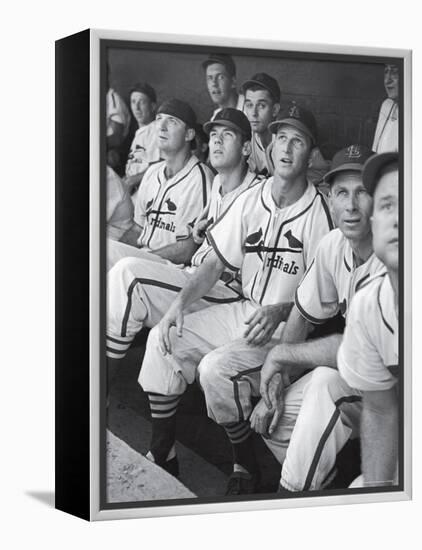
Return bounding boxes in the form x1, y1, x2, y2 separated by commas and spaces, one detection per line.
272, 125, 312, 180
206, 63, 235, 106
130, 91, 155, 127
329, 172, 373, 242
208, 124, 249, 171
156, 113, 194, 154
371, 166, 399, 272
243, 89, 279, 135
384, 64, 399, 101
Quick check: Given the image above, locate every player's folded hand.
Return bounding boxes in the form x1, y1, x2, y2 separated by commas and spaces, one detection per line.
260, 347, 290, 409
243, 303, 292, 346
157, 304, 184, 356
250, 373, 284, 435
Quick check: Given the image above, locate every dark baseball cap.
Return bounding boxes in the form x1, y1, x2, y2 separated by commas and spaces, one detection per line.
203, 108, 252, 141
202, 53, 236, 77
323, 145, 374, 184
157, 98, 197, 128
269, 102, 317, 145
362, 152, 399, 195
130, 82, 157, 103
241, 73, 281, 103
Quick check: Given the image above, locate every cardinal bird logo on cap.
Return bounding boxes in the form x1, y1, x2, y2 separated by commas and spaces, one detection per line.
284, 230, 303, 249
346, 145, 362, 159
288, 104, 300, 119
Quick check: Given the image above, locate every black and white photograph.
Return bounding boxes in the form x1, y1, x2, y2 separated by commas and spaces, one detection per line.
98, 33, 409, 515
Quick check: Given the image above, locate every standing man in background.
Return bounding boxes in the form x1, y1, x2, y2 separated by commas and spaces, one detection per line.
241, 72, 281, 175
202, 53, 243, 119
372, 64, 399, 153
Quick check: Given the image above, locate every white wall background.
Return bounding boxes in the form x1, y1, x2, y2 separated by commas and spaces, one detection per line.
0, 0, 419, 548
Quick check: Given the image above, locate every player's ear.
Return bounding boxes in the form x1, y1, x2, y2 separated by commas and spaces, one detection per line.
307, 145, 315, 168
272, 102, 281, 119
186, 127, 196, 143
242, 139, 251, 158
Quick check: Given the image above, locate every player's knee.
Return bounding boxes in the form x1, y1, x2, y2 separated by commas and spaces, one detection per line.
309, 366, 341, 393
197, 351, 222, 391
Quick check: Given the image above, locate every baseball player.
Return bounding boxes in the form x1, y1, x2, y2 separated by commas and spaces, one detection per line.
372, 64, 399, 153
107, 98, 214, 269
139, 103, 333, 493
124, 82, 160, 194
338, 152, 399, 487
106, 109, 262, 396
202, 53, 244, 120
241, 73, 281, 175
255, 145, 386, 493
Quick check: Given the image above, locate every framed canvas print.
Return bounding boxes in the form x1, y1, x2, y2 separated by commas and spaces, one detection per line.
55, 28, 412, 521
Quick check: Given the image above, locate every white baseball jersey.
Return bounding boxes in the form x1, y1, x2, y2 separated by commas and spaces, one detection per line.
338, 272, 399, 391
134, 154, 213, 251
106, 166, 134, 241
189, 170, 264, 270
106, 88, 130, 139
125, 121, 161, 177
207, 179, 334, 307
372, 98, 399, 153
295, 228, 385, 323
211, 94, 245, 120
247, 133, 272, 175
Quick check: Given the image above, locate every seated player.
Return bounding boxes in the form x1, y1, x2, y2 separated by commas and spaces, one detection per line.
254, 145, 385, 492
107, 108, 262, 387
372, 65, 399, 153
138, 104, 333, 492
202, 53, 243, 120
241, 72, 281, 175
338, 152, 399, 487
107, 98, 213, 269
124, 82, 160, 195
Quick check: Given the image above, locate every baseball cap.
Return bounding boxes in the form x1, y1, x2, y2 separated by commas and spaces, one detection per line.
202, 53, 236, 77
130, 82, 157, 103
241, 73, 281, 103
362, 152, 399, 195
203, 108, 252, 141
323, 145, 374, 184
269, 102, 317, 145
157, 98, 197, 128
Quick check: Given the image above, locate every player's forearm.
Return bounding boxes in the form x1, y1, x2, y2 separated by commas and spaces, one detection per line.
174, 252, 224, 310
361, 388, 398, 486
153, 236, 199, 264
119, 223, 143, 247
271, 333, 343, 375
281, 305, 312, 344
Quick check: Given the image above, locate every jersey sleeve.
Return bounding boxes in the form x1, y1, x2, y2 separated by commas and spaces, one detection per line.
133, 175, 148, 228
295, 234, 339, 324
174, 164, 212, 241
337, 290, 397, 391
206, 190, 248, 272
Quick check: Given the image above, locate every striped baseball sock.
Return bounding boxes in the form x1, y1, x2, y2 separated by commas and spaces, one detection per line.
106, 333, 134, 359
224, 421, 257, 474
148, 392, 181, 464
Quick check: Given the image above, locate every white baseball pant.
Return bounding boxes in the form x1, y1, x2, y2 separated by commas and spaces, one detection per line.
139, 300, 285, 424
263, 366, 362, 491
